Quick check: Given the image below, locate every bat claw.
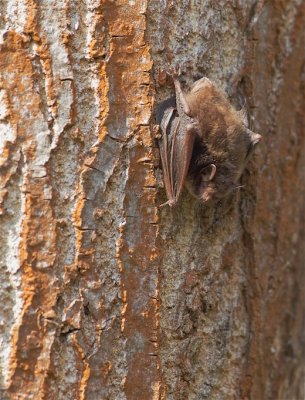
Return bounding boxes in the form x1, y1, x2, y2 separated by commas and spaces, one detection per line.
165, 64, 182, 79
156, 69, 168, 86
158, 199, 176, 208
157, 65, 183, 86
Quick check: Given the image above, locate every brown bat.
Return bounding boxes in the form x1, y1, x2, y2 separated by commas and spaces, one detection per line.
156, 68, 262, 207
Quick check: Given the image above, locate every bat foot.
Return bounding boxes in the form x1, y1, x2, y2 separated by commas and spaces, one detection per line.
156, 65, 181, 86
156, 69, 168, 86
157, 65, 184, 86
166, 64, 182, 79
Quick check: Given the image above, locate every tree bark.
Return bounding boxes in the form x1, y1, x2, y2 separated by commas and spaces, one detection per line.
0, 1, 304, 399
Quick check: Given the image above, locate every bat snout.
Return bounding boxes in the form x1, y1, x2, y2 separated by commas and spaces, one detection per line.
247, 129, 262, 146
252, 133, 262, 145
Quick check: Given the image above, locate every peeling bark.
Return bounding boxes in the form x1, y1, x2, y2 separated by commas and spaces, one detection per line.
0, 1, 304, 399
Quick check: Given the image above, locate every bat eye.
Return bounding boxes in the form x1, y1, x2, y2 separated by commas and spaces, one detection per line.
201, 164, 216, 182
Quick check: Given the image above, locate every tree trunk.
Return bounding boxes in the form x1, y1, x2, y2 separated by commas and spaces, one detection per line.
0, 1, 304, 399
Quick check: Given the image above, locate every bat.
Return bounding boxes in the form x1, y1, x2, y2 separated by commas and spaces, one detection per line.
156, 67, 262, 207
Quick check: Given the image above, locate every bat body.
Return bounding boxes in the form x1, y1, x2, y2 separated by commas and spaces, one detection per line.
157, 71, 261, 207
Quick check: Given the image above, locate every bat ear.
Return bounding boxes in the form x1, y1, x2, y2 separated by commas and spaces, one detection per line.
202, 164, 216, 182
191, 77, 213, 93
238, 106, 249, 127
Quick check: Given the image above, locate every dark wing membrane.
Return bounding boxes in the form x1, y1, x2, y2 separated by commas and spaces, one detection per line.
172, 121, 196, 202
159, 106, 196, 206
158, 107, 177, 205
170, 75, 197, 204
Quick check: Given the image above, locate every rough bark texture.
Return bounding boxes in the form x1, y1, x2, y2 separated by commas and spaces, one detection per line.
0, 1, 304, 399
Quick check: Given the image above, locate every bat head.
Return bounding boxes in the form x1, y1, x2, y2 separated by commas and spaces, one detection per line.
186, 122, 262, 204
184, 79, 262, 203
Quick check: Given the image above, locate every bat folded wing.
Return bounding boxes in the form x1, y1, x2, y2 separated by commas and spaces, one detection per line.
158, 106, 196, 207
